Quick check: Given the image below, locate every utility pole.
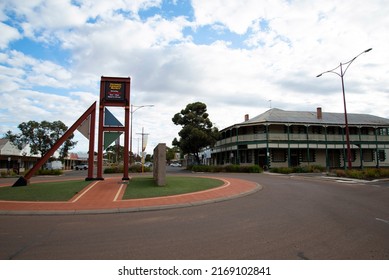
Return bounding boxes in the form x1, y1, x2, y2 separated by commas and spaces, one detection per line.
136, 127, 149, 173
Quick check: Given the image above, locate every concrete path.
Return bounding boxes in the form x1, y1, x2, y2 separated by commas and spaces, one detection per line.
0, 176, 261, 215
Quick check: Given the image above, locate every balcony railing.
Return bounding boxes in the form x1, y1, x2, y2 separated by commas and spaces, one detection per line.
216, 133, 389, 146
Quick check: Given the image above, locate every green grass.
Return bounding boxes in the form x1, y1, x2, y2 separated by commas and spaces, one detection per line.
123, 176, 223, 199
0, 180, 91, 201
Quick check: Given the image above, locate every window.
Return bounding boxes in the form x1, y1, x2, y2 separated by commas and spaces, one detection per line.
255, 126, 267, 134
363, 150, 374, 162
311, 126, 322, 134
378, 128, 389, 136
301, 149, 315, 162
297, 126, 307, 134
360, 128, 369, 135
343, 150, 357, 162
327, 127, 336, 134
272, 150, 286, 162
379, 150, 386, 162
349, 127, 358, 135
247, 150, 253, 163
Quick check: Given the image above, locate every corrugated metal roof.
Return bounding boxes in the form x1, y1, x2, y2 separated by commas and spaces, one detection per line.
240, 108, 389, 126
0, 139, 8, 150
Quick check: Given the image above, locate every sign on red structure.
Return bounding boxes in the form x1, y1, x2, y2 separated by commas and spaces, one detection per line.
104, 81, 126, 101
97, 76, 131, 181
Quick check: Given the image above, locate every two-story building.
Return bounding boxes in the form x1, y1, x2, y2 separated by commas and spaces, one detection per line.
212, 108, 389, 170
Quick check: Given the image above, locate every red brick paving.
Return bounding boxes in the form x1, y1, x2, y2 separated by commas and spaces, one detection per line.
0, 176, 260, 214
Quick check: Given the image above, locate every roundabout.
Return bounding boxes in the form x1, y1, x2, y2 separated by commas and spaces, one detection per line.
0, 175, 261, 215
0, 173, 388, 259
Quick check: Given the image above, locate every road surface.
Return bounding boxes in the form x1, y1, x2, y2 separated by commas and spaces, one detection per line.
0, 172, 388, 259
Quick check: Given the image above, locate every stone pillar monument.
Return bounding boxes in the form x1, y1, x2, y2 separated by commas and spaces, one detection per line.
153, 143, 166, 186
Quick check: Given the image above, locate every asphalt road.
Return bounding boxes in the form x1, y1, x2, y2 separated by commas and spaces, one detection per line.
0, 172, 388, 260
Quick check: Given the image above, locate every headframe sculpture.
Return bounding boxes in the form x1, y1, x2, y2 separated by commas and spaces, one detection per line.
12, 102, 97, 186
12, 76, 131, 186
96, 76, 131, 180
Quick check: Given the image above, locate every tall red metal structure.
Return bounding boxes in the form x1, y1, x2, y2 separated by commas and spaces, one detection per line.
12, 76, 131, 186
96, 76, 131, 180
12, 102, 97, 187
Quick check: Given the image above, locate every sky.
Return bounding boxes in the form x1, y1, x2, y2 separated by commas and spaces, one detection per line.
1, 0, 388, 155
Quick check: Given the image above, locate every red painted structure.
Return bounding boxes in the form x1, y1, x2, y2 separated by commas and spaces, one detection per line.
96, 76, 131, 180
12, 76, 131, 186
12, 102, 97, 187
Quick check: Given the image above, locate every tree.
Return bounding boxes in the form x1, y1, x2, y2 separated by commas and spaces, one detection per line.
172, 102, 220, 164
105, 144, 124, 163
6, 120, 77, 160
166, 146, 180, 162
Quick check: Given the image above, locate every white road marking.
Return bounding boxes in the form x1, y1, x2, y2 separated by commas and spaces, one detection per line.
71, 181, 99, 203
375, 218, 389, 225
114, 184, 125, 202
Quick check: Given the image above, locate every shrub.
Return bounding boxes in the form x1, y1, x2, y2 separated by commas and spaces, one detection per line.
225, 165, 241, 172
363, 168, 381, 179
190, 164, 262, 173
128, 165, 151, 173
335, 169, 346, 177
104, 166, 123, 174
345, 169, 365, 179
246, 165, 261, 173
333, 168, 389, 180
191, 165, 212, 172
271, 165, 325, 174
270, 167, 293, 174
104, 164, 151, 174
35, 169, 63, 176
1, 170, 18, 177
378, 168, 389, 178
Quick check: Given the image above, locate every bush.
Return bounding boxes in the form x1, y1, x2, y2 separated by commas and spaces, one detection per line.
334, 168, 389, 180
270, 167, 293, 174
191, 165, 210, 172
335, 169, 346, 177
190, 164, 262, 173
1, 170, 18, 177
35, 169, 63, 176
225, 165, 241, 172
345, 169, 365, 180
128, 165, 151, 173
271, 165, 325, 174
104, 164, 151, 174
104, 166, 123, 174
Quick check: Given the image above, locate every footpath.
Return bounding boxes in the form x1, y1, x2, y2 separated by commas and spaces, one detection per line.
0, 176, 261, 215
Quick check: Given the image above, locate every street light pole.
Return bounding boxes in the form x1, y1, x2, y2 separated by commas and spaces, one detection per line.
317, 48, 372, 169
130, 104, 154, 164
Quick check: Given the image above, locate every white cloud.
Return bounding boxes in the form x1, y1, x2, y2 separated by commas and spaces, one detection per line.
0, 23, 21, 49
192, 0, 275, 35
1, 0, 389, 154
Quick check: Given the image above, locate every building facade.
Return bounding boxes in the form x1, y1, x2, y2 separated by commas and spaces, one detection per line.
0, 139, 89, 174
0, 139, 39, 174
212, 108, 389, 170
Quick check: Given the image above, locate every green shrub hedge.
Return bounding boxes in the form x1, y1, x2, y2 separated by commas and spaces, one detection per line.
270, 165, 326, 174
104, 165, 151, 174
35, 169, 63, 176
189, 164, 262, 173
335, 168, 389, 180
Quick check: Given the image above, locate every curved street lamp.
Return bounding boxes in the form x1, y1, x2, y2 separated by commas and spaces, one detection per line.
130, 104, 154, 164
316, 48, 372, 169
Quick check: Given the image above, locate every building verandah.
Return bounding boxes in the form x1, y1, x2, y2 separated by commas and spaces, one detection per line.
212, 109, 389, 170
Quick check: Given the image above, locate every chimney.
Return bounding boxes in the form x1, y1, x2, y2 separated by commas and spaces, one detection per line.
316, 107, 322, 119
244, 114, 249, 121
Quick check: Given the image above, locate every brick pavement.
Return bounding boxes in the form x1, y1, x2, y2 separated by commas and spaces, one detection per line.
0, 176, 261, 215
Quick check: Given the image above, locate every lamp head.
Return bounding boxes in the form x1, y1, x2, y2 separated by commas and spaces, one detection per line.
316, 74, 322, 78
365, 48, 372, 53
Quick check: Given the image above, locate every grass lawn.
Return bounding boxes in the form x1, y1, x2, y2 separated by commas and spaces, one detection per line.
123, 176, 223, 199
0, 180, 91, 201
